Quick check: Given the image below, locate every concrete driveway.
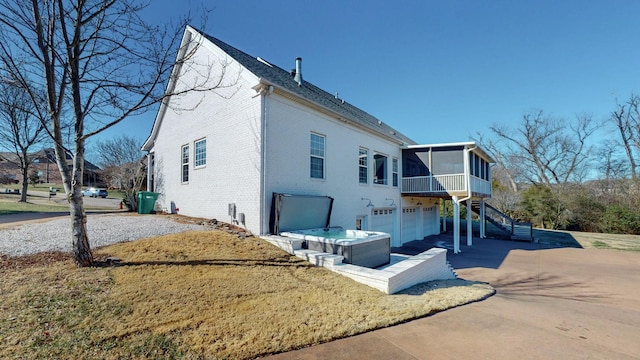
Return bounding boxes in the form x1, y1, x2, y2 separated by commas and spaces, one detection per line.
268, 237, 640, 359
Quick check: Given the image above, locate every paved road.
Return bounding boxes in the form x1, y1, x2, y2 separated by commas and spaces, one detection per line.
269, 237, 640, 359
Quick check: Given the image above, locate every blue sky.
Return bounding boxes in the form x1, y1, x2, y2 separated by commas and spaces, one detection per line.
97, 0, 640, 154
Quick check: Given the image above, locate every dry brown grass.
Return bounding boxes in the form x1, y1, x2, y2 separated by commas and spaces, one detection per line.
536, 228, 640, 251
0, 230, 494, 359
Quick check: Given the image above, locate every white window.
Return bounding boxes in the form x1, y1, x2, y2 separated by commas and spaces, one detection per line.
310, 133, 325, 179
374, 153, 387, 185
181, 144, 189, 183
194, 138, 206, 168
392, 157, 399, 187
359, 147, 368, 184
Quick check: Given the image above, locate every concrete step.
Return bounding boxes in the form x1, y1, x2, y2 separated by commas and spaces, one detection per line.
446, 260, 458, 279
293, 249, 344, 266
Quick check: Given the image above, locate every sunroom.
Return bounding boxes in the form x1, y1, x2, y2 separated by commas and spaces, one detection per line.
401, 142, 495, 253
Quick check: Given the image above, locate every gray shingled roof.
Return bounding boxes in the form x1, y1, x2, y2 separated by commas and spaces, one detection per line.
198, 30, 416, 146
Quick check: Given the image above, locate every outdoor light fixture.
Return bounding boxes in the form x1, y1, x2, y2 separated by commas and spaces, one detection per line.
361, 197, 374, 207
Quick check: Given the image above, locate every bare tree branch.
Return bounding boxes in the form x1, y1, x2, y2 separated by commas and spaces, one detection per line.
0, 0, 231, 266
0, 74, 47, 201
488, 110, 597, 187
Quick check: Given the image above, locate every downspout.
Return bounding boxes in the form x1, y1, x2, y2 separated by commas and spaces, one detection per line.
452, 145, 477, 204
451, 145, 477, 252
458, 144, 477, 203
146, 153, 152, 191
259, 85, 274, 235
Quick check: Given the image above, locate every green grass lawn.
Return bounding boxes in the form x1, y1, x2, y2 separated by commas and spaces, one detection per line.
0, 185, 121, 215
0, 197, 69, 215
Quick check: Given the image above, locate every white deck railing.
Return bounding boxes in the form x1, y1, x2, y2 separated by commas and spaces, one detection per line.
401, 174, 491, 196
470, 175, 492, 195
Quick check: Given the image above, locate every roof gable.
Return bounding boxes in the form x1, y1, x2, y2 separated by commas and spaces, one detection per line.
143, 26, 416, 151
200, 30, 415, 146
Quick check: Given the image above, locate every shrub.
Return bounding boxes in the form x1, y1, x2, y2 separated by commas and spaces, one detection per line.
598, 205, 640, 235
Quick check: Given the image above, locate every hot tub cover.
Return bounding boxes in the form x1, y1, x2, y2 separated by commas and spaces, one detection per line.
269, 193, 334, 234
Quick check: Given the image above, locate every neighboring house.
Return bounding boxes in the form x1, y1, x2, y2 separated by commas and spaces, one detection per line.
142, 26, 494, 253
0, 148, 102, 186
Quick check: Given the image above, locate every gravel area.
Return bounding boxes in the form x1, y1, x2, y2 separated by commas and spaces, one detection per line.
0, 214, 205, 257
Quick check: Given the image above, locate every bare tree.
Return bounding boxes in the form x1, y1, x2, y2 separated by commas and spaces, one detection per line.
476, 133, 521, 192
0, 76, 47, 202
489, 110, 598, 187
94, 135, 145, 211
610, 94, 640, 180
596, 140, 630, 181
0, 0, 231, 266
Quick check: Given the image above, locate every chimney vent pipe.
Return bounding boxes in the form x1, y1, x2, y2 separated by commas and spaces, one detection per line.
293, 57, 303, 86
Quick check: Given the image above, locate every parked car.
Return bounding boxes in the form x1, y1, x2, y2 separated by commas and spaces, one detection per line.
82, 188, 97, 197
82, 188, 108, 198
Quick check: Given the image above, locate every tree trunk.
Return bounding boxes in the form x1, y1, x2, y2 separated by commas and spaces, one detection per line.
19, 156, 28, 202
70, 187, 93, 267
126, 191, 138, 212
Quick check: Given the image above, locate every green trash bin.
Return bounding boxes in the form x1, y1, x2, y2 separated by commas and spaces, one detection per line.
137, 191, 159, 214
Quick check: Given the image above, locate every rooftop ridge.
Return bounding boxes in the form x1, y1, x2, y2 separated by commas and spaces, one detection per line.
195, 29, 416, 146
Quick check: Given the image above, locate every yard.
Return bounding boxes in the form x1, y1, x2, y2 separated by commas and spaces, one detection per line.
0, 229, 493, 359
0, 183, 121, 215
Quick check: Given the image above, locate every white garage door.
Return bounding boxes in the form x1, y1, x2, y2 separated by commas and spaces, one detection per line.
423, 206, 438, 236
402, 207, 418, 244
371, 208, 395, 244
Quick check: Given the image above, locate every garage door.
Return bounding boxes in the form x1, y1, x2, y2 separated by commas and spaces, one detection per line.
371, 208, 395, 245
402, 207, 418, 244
423, 206, 438, 236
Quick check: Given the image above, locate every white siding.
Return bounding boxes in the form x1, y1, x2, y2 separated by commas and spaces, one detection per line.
150, 40, 264, 234
150, 31, 408, 240
263, 95, 402, 241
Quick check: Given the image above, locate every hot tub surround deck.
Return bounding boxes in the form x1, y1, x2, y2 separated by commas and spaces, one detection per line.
280, 228, 390, 268
261, 235, 457, 294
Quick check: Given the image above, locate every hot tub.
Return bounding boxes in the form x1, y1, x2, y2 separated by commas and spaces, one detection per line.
280, 228, 390, 268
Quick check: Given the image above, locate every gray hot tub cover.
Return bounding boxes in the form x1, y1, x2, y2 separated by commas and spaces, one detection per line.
269, 193, 334, 234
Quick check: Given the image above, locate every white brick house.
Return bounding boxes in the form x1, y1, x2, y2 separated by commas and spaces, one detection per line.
142, 26, 494, 252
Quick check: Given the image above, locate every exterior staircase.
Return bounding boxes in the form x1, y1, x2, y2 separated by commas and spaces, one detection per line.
468, 202, 534, 242
446, 261, 458, 278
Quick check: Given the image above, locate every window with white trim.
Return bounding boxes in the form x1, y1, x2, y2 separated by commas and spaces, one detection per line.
181, 144, 189, 183
194, 138, 206, 168
392, 157, 399, 187
359, 147, 368, 184
374, 153, 387, 185
310, 133, 325, 179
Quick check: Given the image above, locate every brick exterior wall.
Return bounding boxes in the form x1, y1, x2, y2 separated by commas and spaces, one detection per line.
148, 32, 443, 245
150, 41, 263, 231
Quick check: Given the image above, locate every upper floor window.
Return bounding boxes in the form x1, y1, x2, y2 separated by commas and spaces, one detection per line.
181, 144, 189, 183
374, 153, 387, 185
194, 138, 206, 168
310, 133, 325, 179
392, 158, 398, 187
359, 147, 368, 184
